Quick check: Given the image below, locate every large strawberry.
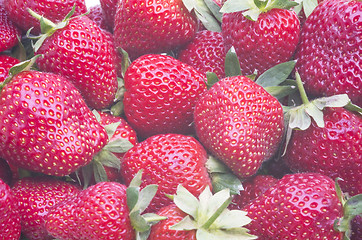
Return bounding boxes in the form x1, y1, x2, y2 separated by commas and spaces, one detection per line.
121, 133, 212, 212
294, 0, 362, 106
123, 54, 207, 139
4, 0, 87, 34
12, 176, 81, 240
221, 0, 300, 75
0, 66, 108, 176
243, 173, 358, 239
178, 30, 226, 79
30, 12, 118, 109
113, 0, 198, 59
0, 5, 21, 52
194, 75, 284, 179
0, 178, 21, 240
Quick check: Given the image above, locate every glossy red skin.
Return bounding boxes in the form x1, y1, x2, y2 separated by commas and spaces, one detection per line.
46, 181, 135, 240
178, 30, 226, 79
100, 0, 119, 31
283, 108, 362, 196
12, 177, 81, 240
149, 204, 197, 240
229, 175, 278, 210
0, 55, 20, 84
4, 0, 87, 34
0, 71, 108, 176
123, 54, 207, 139
0, 6, 21, 52
351, 215, 362, 240
0, 179, 21, 240
194, 76, 284, 179
295, 0, 362, 106
113, 0, 198, 59
121, 134, 212, 213
88, 5, 112, 32
222, 8, 300, 76
35, 16, 118, 109
243, 173, 344, 239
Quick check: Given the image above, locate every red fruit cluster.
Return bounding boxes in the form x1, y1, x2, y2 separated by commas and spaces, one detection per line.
0, 0, 360, 239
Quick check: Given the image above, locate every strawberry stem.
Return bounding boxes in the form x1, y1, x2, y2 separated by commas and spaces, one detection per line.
201, 196, 232, 229
295, 71, 310, 105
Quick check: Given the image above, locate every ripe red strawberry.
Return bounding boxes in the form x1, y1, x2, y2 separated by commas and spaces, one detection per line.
100, 0, 119, 31
0, 55, 20, 83
0, 70, 108, 176
123, 54, 207, 139
351, 215, 362, 240
178, 30, 226, 79
194, 75, 285, 179
46, 181, 135, 240
283, 107, 362, 196
295, 0, 362, 106
113, 0, 198, 59
34, 15, 118, 109
4, 0, 87, 34
229, 175, 278, 210
243, 173, 344, 239
87, 4, 112, 32
12, 176, 81, 240
0, 5, 21, 52
0, 178, 21, 240
121, 133, 212, 212
221, 0, 300, 75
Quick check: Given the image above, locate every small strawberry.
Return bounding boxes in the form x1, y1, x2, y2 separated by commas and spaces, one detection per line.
0, 5, 21, 52
0, 61, 108, 176
221, 0, 300, 75
243, 173, 359, 239
149, 185, 257, 239
194, 75, 285, 179
294, 0, 362, 106
0, 178, 21, 240
4, 0, 87, 34
113, 0, 198, 59
87, 4, 112, 32
178, 30, 226, 79
121, 133, 212, 213
229, 174, 278, 210
123, 54, 207, 139
0, 55, 20, 83
99, 0, 119, 31
12, 176, 81, 240
30, 12, 118, 109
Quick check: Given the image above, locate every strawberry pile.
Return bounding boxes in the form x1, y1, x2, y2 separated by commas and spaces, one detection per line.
0, 0, 361, 239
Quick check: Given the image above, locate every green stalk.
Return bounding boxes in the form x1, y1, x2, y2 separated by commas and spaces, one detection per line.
295, 71, 310, 105
201, 197, 232, 229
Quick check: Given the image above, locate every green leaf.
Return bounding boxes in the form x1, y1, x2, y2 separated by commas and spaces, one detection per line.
312, 94, 350, 109
174, 185, 200, 219
127, 186, 140, 211
255, 60, 297, 87
303, 0, 319, 18
220, 0, 257, 13
170, 215, 199, 230
305, 102, 324, 128
206, 72, 220, 89
288, 106, 311, 130
135, 184, 158, 213
103, 138, 134, 153
264, 85, 297, 99
95, 150, 120, 170
264, 0, 299, 11
204, 0, 223, 22
93, 160, 108, 183
206, 155, 230, 173
80, 163, 93, 189
213, 210, 252, 229
129, 170, 143, 188
104, 121, 121, 140
119, 47, 131, 77
196, 227, 257, 240
130, 210, 150, 232
344, 102, 362, 115
92, 110, 101, 122
224, 47, 242, 77
211, 173, 243, 195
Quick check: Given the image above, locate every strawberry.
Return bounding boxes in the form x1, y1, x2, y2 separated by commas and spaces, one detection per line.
194, 75, 285, 179
178, 30, 226, 79
4, 0, 87, 34
12, 176, 81, 240
149, 185, 257, 239
123, 54, 207, 139
0, 5, 21, 52
32, 13, 118, 109
0, 55, 20, 83
221, 0, 300, 75
351, 215, 362, 240
0, 68, 108, 176
113, 0, 198, 59
87, 4, 112, 32
0, 178, 21, 240
99, 0, 119, 31
121, 133, 212, 212
229, 174, 278, 210
243, 173, 345, 239
294, 0, 362, 106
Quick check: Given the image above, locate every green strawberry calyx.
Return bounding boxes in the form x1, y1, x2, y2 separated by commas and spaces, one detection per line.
220, 0, 298, 20
333, 178, 362, 239
169, 185, 257, 239
127, 170, 167, 240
